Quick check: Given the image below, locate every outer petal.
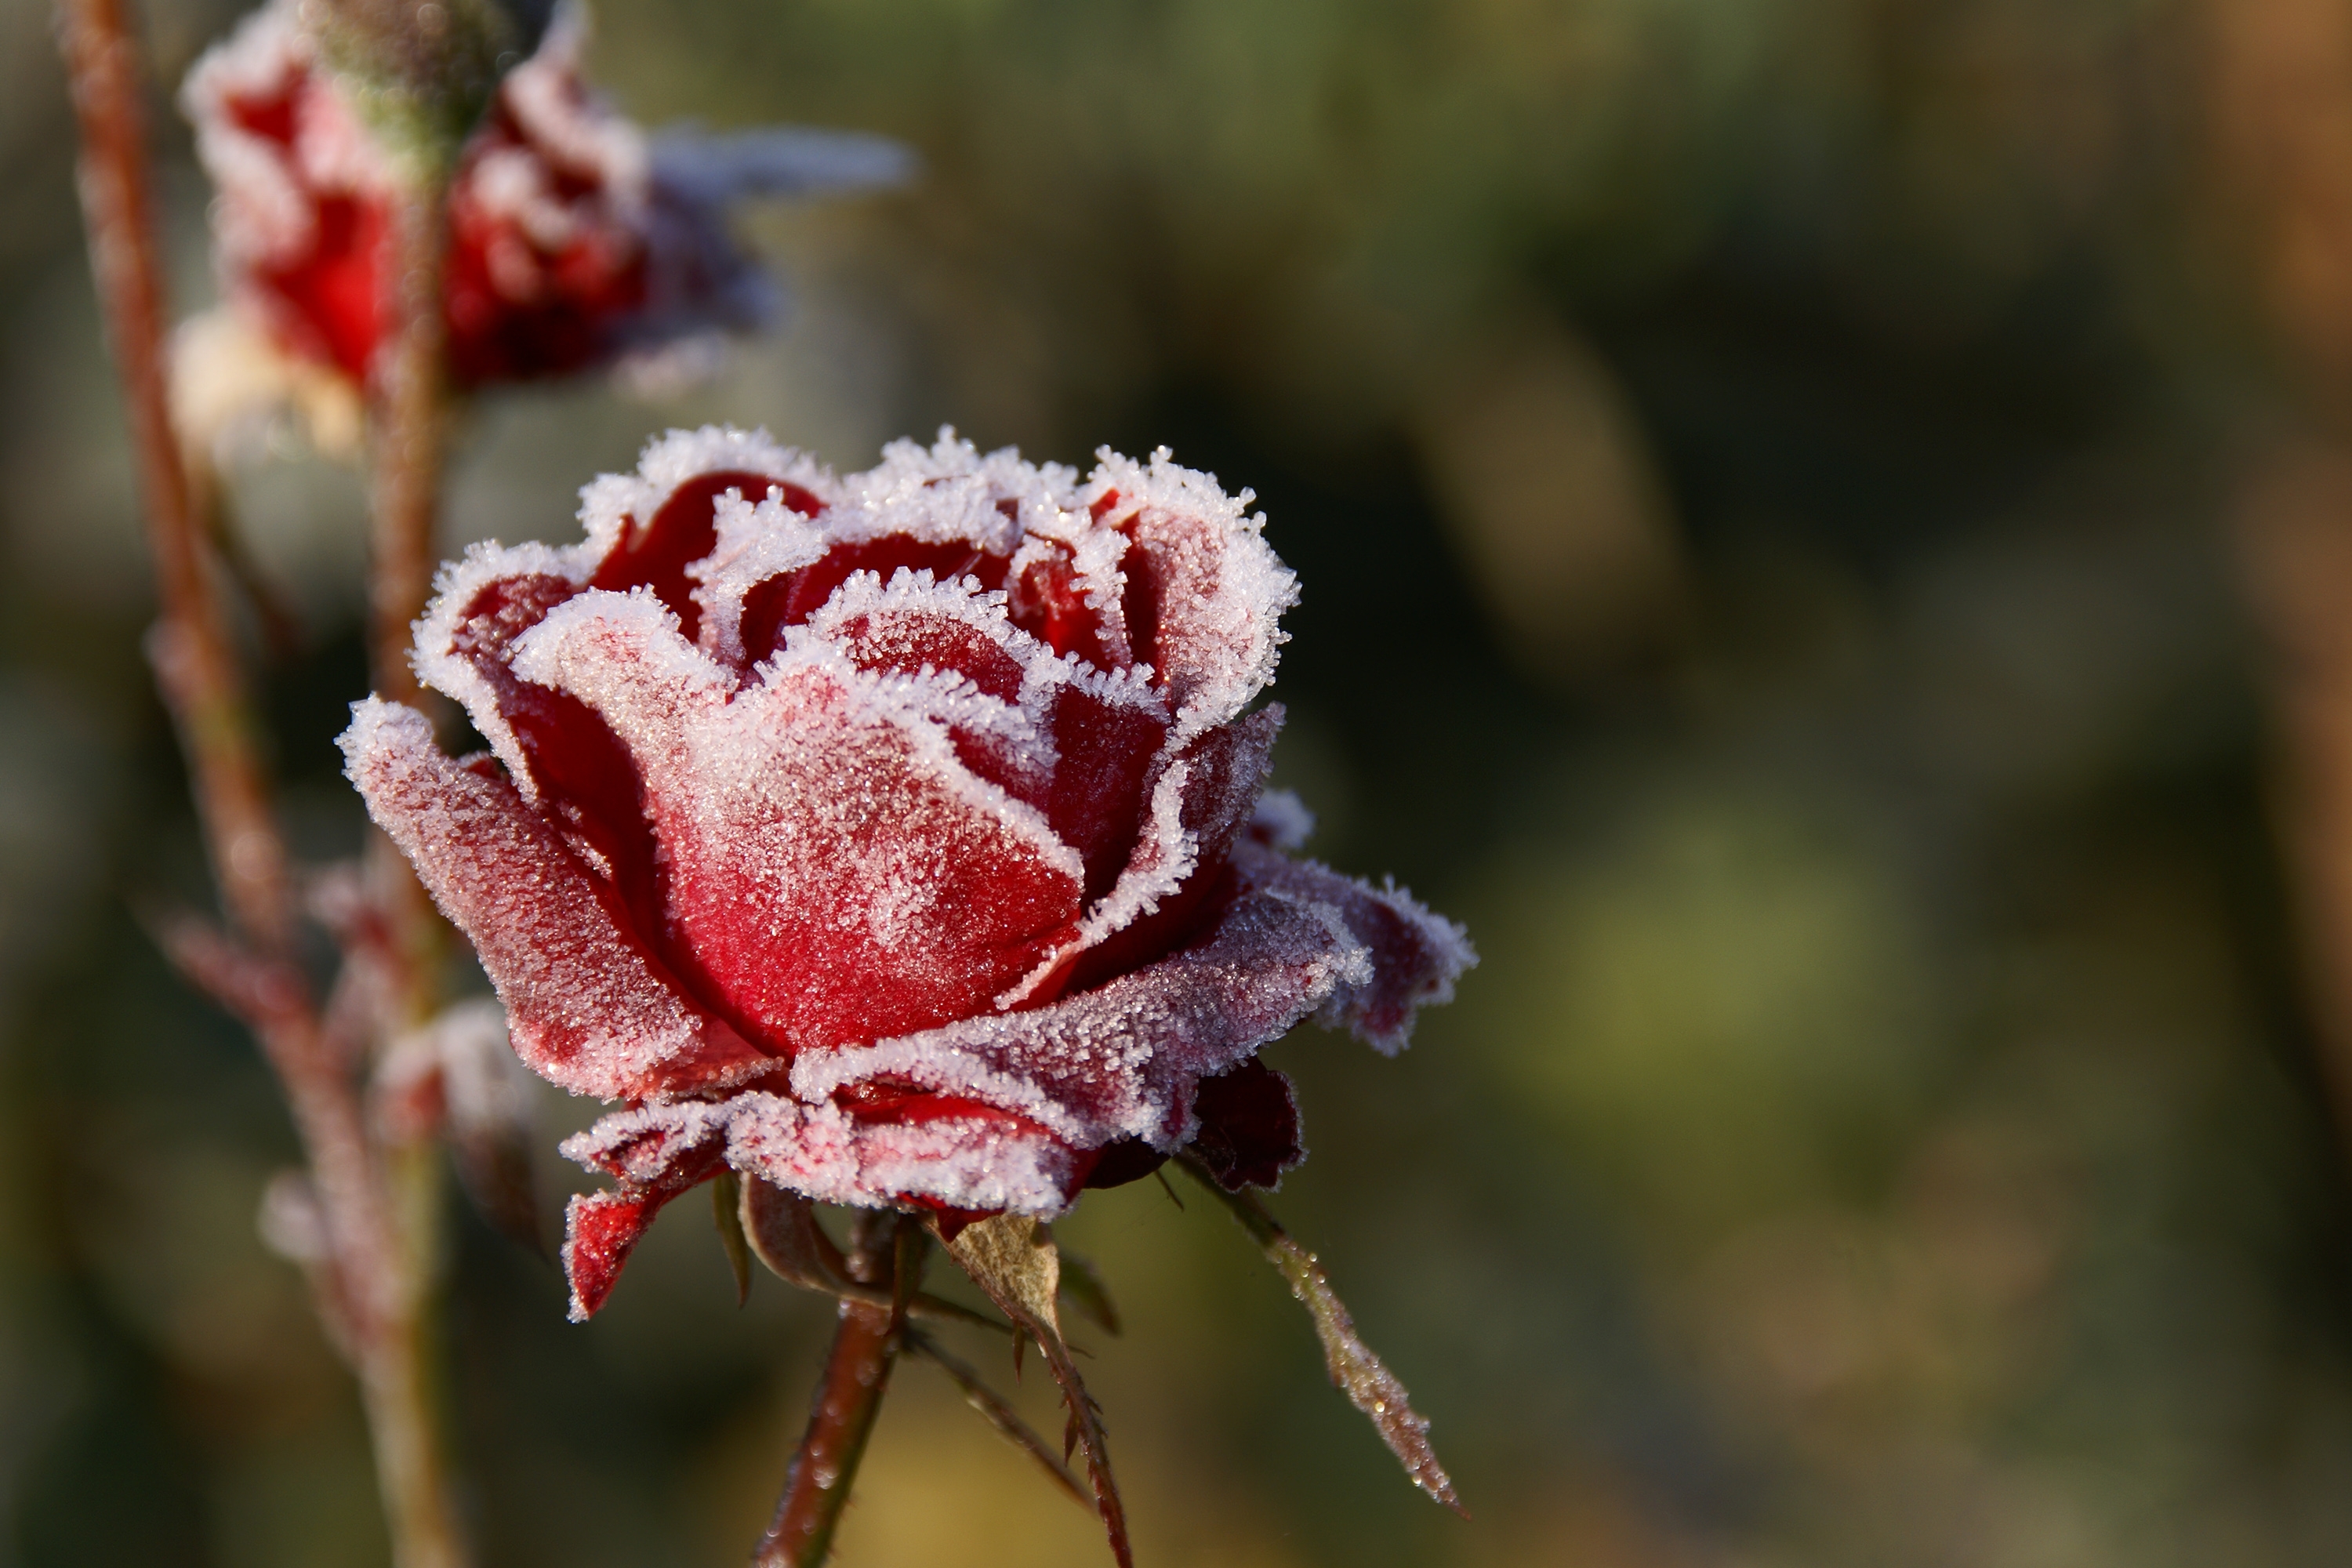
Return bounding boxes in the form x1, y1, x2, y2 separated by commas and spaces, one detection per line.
555, 1093, 1080, 1316
557, 1099, 734, 1320
1087, 447, 1298, 732
339, 699, 770, 1098
1231, 835, 1477, 1055
788, 882, 1374, 1151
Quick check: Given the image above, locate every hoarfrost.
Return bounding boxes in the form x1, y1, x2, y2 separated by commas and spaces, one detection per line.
340, 699, 772, 1098
357, 423, 1472, 1318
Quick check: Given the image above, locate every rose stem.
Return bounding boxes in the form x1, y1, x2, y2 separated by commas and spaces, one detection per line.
57, 8, 472, 1566
757, 1214, 927, 1568
358, 144, 473, 1568
56, 0, 291, 951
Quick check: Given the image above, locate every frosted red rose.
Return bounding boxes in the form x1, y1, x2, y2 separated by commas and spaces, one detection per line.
183, 2, 898, 387
343, 428, 1471, 1318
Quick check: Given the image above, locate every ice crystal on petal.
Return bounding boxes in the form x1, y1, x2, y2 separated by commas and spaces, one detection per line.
344, 425, 1472, 1320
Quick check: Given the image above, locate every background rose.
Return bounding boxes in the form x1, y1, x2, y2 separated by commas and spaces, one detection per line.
180, 0, 907, 389
343, 426, 1470, 1318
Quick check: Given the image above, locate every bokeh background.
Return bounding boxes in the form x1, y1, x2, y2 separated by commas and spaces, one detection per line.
14, 0, 2352, 1563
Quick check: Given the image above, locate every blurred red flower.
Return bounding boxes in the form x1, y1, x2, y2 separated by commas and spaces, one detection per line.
343, 428, 1471, 1318
183, 1, 904, 388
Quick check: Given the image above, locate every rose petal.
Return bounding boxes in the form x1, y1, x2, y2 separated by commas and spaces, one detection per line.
1186, 1056, 1305, 1191
1087, 448, 1298, 731
1232, 839, 1478, 1054
510, 593, 1089, 1052
339, 699, 771, 1098
557, 1091, 1082, 1316
789, 882, 1373, 1150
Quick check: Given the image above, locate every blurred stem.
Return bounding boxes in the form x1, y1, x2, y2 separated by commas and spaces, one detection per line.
366, 172, 452, 1020
756, 1214, 925, 1568
57, 0, 293, 953
368, 176, 448, 713
358, 158, 468, 1568
60, 9, 471, 1566
361, 1137, 466, 1568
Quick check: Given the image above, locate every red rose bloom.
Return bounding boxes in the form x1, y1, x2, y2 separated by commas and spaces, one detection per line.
342, 428, 1472, 1319
183, 2, 901, 387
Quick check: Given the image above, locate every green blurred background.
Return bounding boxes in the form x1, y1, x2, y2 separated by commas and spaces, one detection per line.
13, 0, 2352, 1562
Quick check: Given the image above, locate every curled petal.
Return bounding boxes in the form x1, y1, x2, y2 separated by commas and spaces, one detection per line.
339, 699, 771, 1098
791, 885, 1371, 1152
556, 1094, 1082, 1317
1233, 839, 1477, 1055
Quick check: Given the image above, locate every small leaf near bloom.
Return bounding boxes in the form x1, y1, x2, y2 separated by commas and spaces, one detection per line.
180, 0, 910, 394
338, 425, 1474, 1327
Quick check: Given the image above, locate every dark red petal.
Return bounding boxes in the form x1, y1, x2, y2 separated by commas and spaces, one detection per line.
750, 537, 996, 659
1045, 688, 1171, 903
1007, 543, 1125, 669
256, 192, 387, 381
444, 572, 669, 943
600, 1091, 1088, 1216
340, 699, 772, 1098
1078, 1138, 1169, 1191
586, 469, 782, 642
1060, 704, 1283, 996
1088, 453, 1298, 725
559, 1109, 733, 1320
1186, 1056, 1302, 1191
826, 600, 1028, 702
788, 877, 1375, 1150
561, 1191, 656, 1321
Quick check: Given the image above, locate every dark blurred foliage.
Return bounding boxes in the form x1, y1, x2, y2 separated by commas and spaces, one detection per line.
9, 0, 2352, 1563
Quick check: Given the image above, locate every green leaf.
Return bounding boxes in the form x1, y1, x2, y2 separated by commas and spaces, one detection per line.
1177, 1154, 1465, 1516
906, 1326, 1094, 1512
713, 1171, 751, 1306
1058, 1247, 1123, 1337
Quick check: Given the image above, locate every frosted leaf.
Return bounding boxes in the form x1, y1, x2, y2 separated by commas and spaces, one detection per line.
340, 699, 771, 1098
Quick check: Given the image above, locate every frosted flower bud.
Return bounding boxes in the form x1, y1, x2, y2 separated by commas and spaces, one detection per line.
339, 426, 1474, 1319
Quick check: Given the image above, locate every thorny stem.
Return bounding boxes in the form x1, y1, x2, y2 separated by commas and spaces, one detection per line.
59, 8, 470, 1566
757, 1214, 927, 1568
